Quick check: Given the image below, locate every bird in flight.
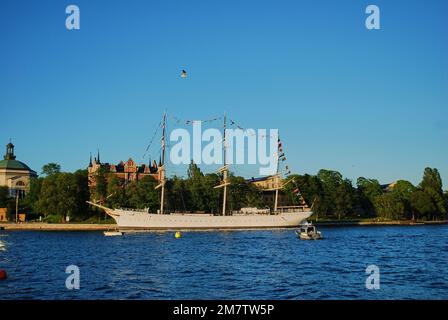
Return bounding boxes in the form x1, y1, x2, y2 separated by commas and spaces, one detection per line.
181, 70, 187, 78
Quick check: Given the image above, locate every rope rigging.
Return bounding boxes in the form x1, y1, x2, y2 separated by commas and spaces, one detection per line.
142, 120, 162, 160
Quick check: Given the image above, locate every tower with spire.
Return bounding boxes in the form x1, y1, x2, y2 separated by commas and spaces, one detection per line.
88, 153, 93, 168
4, 142, 16, 160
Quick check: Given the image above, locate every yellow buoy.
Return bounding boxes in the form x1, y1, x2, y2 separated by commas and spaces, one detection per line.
175, 231, 182, 239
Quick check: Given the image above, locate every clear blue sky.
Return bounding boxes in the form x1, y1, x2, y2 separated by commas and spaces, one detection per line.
0, 0, 447, 188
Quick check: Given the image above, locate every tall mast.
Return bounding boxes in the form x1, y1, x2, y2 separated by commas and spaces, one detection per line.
222, 113, 228, 216
274, 134, 280, 213
213, 113, 230, 214
157, 112, 167, 214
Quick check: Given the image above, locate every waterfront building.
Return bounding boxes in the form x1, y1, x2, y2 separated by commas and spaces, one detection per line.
381, 181, 397, 192
87, 152, 160, 190
246, 176, 289, 207
0, 142, 37, 198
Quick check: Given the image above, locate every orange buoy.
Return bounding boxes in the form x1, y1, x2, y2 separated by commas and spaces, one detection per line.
0, 269, 7, 280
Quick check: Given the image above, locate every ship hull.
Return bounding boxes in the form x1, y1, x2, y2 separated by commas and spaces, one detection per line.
106, 209, 312, 231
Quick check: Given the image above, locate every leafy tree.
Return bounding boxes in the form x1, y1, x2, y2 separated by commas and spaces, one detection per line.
334, 179, 357, 220
374, 192, 405, 220
0, 186, 10, 207
23, 177, 43, 210
202, 173, 221, 213
357, 177, 383, 199
106, 174, 128, 208
41, 163, 61, 176
419, 167, 446, 218
316, 169, 345, 219
357, 177, 383, 217
33, 171, 90, 221
420, 168, 443, 191
284, 174, 321, 208
390, 180, 416, 219
410, 190, 437, 220
227, 175, 253, 212
6, 198, 17, 221
72, 170, 90, 220
166, 176, 191, 212
126, 175, 159, 211
92, 166, 109, 203
186, 161, 206, 211
444, 191, 448, 219
35, 174, 59, 218
245, 182, 264, 208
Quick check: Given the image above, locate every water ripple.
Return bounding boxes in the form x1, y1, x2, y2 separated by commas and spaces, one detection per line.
0, 225, 447, 299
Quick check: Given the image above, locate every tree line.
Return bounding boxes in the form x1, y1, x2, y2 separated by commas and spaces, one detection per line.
4, 163, 91, 222
283, 168, 447, 221
0, 162, 446, 222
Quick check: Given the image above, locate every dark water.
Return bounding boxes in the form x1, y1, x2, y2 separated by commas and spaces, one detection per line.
0, 225, 447, 300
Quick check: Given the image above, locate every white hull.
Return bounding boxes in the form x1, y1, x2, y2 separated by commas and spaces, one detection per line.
105, 208, 312, 231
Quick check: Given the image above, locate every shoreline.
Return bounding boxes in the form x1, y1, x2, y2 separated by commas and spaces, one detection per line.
0, 220, 446, 231
314, 220, 448, 227
0, 223, 116, 231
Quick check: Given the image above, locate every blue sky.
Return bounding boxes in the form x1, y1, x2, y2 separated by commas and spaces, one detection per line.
0, 0, 447, 187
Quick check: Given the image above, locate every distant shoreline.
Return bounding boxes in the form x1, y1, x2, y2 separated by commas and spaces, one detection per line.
0, 223, 116, 231
0, 220, 447, 231
314, 220, 448, 227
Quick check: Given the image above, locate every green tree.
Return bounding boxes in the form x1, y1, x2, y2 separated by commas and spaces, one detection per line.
35, 173, 59, 218
419, 167, 446, 219
357, 177, 383, 217
334, 179, 357, 220
374, 192, 405, 220
445, 191, 448, 219
286, 174, 325, 219
317, 169, 347, 219
186, 161, 206, 211
92, 166, 109, 203
227, 175, 254, 212
0, 186, 10, 207
410, 190, 437, 220
245, 183, 263, 208
23, 177, 43, 211
390, 180, 416, 219
41, 163, 61, 176
106, 174, 128, 208
202, 173, 221, 213
166, 176, 191, 212
284, 175, 319, 206
33, 171, 90, 222
72, 169, 90, 220
126, 176, 159, 211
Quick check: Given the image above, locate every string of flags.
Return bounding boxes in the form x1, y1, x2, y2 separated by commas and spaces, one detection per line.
293, 187, 306, 204
228, 119, 276, 138
277, 137, 306, 205
278, 138, 287, 163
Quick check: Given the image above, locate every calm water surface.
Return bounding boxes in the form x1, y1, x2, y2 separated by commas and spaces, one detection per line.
0, 225, 447, 299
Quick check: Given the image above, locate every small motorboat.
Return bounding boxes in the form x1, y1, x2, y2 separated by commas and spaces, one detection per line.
296, 222, 323, 240
103, 230, 124, 237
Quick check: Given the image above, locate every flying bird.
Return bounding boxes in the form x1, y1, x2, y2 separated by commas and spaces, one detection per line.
181, 70, 187, 78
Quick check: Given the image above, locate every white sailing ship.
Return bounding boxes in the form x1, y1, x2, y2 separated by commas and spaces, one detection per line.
88, 113, 312, 230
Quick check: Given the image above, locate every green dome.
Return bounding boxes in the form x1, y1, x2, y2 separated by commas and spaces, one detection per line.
0, 159, 34, 171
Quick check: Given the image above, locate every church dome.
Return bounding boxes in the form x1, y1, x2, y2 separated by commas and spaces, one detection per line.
0, 159, 33, 171
0, 142, 36, 173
